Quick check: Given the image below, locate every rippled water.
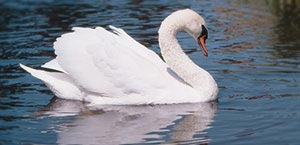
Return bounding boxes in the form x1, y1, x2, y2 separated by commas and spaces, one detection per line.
1, 0, 300, 144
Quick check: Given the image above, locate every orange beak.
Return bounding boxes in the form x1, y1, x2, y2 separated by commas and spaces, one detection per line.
198, 34, 208, 57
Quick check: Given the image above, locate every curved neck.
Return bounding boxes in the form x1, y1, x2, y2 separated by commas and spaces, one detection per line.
158, 18, 218, 98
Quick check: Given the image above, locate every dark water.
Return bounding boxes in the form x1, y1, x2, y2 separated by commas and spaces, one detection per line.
1, 0, 300, 144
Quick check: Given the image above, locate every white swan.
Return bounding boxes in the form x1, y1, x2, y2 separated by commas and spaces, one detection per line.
20, 9, 218, 105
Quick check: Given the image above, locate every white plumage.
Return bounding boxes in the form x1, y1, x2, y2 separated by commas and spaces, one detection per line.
20, 9, 218, 105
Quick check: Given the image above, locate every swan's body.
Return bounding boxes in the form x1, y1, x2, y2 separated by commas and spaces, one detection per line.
20, 9, 218, 105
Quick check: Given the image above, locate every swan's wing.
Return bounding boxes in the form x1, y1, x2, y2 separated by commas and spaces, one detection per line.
53, 26, 173, 98
41, 58, 67, 73
20, 64, 83, 100
108, 25, 166, 68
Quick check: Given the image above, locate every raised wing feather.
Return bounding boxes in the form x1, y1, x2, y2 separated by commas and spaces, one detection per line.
53, 26, 177, 98
108, 25, 167, 68
42, 58, 67, 73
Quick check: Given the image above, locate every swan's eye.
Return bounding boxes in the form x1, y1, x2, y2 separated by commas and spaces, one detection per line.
199, 25, 208, 40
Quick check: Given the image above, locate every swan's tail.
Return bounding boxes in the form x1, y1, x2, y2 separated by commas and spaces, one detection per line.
20, 64, 84, 100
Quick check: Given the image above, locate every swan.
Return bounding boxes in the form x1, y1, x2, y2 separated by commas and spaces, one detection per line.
20, 9, 218, 105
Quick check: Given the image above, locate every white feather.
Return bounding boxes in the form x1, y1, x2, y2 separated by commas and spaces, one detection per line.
41, 58, 67, 73
20, 9, 218, 105
20, 64, 83, 100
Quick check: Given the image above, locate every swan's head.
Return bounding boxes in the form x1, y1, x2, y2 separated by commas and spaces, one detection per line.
159, 9, 209, 57
181, 9, 209, 57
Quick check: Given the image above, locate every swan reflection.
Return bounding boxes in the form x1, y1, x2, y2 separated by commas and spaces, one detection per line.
40, 97, 217, 144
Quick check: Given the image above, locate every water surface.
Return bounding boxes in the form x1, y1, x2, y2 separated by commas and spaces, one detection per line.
0, 0, 300, 144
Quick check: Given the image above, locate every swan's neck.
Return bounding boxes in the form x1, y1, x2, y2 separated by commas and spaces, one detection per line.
158, 18, 218, 98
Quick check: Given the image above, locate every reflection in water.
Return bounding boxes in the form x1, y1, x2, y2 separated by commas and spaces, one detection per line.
268, 0, 300, 58
214, 0, 300, 59
214, 0, 277, 53
40, 97, 217, 145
